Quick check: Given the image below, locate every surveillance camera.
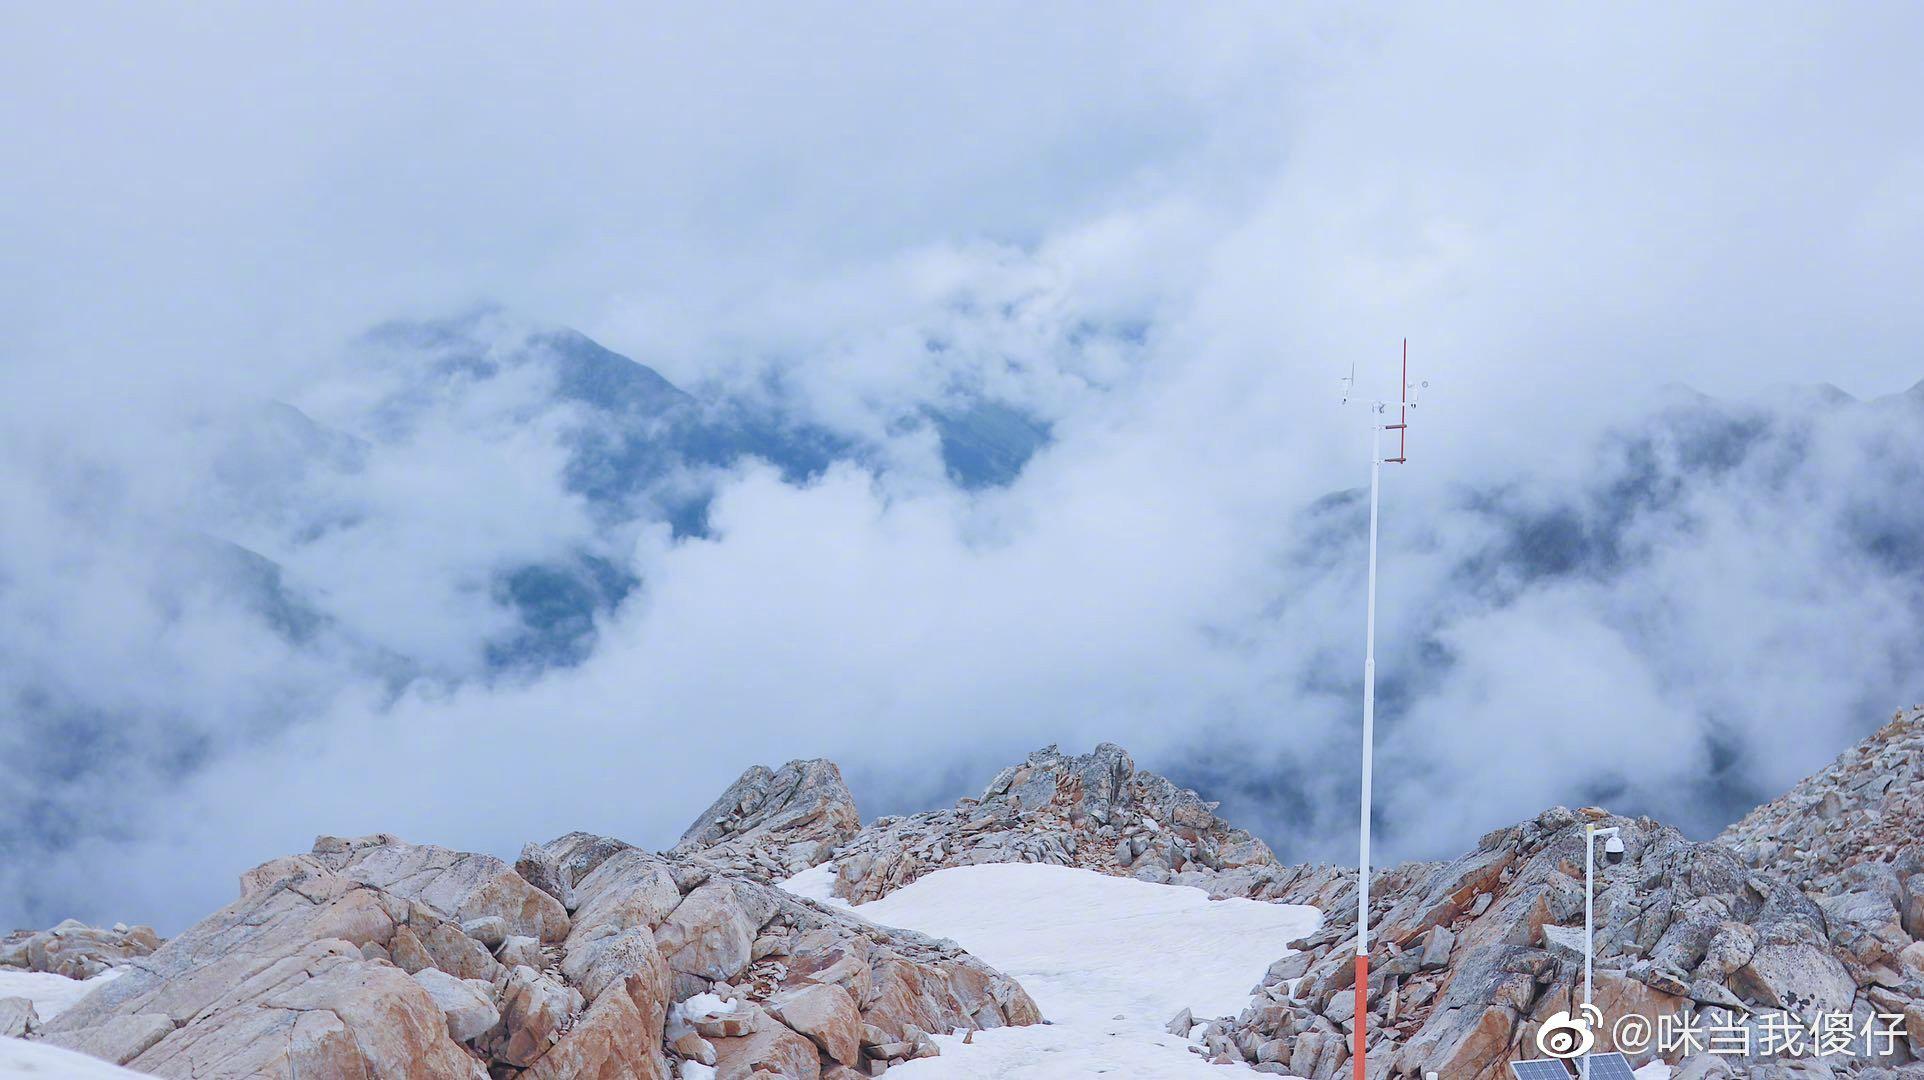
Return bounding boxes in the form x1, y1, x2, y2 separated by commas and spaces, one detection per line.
1603, 835, 1626, 865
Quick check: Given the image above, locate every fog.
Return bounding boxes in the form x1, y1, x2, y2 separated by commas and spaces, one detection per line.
3, 4, 1922, 929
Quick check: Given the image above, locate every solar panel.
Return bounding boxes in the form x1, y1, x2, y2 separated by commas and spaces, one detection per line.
1508, 1059, 1574, 1080
1577, 1053, 1637, 1080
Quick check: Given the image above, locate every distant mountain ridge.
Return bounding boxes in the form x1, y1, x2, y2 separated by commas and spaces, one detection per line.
352, 311, 1056, 665
203, 311, 1060, 676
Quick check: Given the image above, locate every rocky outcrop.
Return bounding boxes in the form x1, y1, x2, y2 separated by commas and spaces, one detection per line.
830, 742, 1288, 904
243, 831, 573, 944
1213, 802, 1917, 1078
1722, 707, 1924, 956
23, 715, 1924, 1079
0, 920, 162, 980
672, 758, 863, 881
522, 831, 1040, 1076
35, 843, 503, 1076
25, 829, 1037, 1078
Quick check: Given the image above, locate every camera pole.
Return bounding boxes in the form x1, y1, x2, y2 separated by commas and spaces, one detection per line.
1582, 823, 1620, 1080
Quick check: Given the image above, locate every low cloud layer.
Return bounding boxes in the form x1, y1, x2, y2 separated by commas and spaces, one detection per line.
2, 5, 1923, 930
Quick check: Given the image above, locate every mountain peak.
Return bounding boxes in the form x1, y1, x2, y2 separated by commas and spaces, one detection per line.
824, 742, 1283, 905
670, 758, 862, 880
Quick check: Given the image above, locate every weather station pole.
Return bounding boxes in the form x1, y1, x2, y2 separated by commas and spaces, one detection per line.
1343, 342, 1420, 1080
1354, 406, 1380, 1080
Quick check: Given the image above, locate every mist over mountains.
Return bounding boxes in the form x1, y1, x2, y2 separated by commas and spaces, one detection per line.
4, 306, 1920, 932
4, 3, 1923, 946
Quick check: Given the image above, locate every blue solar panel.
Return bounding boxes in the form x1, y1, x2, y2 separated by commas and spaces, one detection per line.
1509, 1059, 1574, 1080
1578, 1053, 1636, 1080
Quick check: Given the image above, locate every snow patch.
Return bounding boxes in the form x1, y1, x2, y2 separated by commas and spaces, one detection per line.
895, 1023, 1287, 1078
680, 992, 739, 1021
775, 861, 843, 905
780, 862, 1320, 1077
839, 863, 1319, 1028
0, 1035, 146, 1078
0, 968, 121, 1022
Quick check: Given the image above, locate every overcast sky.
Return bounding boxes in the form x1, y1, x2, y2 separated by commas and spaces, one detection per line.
3, 4, 1923, 929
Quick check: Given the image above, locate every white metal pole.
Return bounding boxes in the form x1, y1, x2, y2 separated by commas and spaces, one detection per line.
1353, 415, 1382, 1080
1359, 416, 1381, 951
1583, 825, 1595, 1080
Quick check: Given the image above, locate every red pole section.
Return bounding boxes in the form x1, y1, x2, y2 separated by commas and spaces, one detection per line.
1353, 953, 1369, 1080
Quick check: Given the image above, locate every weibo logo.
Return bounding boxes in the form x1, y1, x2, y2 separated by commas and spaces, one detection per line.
1535, 1005, 1603, 1059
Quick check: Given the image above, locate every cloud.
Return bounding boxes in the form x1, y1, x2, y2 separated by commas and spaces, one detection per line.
2, 5, 1924, 929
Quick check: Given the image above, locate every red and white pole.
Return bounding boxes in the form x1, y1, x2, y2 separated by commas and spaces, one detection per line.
1355, 340, 1411, 1080
1355, 411, 1380, 1080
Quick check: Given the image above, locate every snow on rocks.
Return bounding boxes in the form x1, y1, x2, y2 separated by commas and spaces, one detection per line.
0, 968, 121, 1026
783, 861, 1319, 1078
0, 1035, 148, 1079
891, 1021, 1295, 1079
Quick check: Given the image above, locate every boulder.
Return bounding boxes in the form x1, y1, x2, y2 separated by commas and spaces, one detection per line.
1817, 888, 1913, 971
0, 996, 36, 1038
1698, 920, 1760, 979
460, 915, 509, 949
1166, 1006, 1194, 1036
1728, 931, 1857, 1021
1673, 1053, 1738, 1080
1397, 1002, 1514, 1080
484, 964, 583, 1067
410, 967, 500, 1042
1267, 953, 1312, 983
514, 842, 576, 911
496, 934, 544, 970
711, 1020, 823, 1080
1420, 924, 1455, 969
768, 982, 863, 1065
1721, 708, 1924, 893
521, 984, 671, 1080
654, 879, 762, 984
